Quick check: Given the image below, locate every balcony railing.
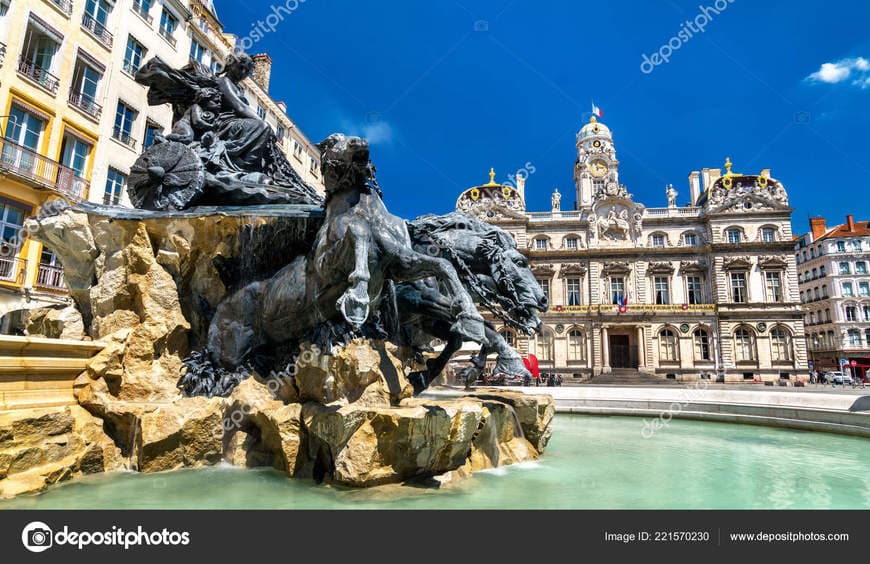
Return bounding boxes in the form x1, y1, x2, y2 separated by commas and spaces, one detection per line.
17, 58, 60, 95
68, 91, 103, 120
132, 3, 154, 24
47, 0, 73, 16
112, 128, 137, 150
81, 13, 114, 48
0, 139, 88, 200
0, 43, 6, 66
0, 256, 26, 284
159, 27, 177, 47
36, 263, 65, 290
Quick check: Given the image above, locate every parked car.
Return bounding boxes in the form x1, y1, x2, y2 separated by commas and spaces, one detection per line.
826, 371, 853, 385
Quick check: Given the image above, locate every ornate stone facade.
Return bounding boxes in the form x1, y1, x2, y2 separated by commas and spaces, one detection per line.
454, 118, 808, 383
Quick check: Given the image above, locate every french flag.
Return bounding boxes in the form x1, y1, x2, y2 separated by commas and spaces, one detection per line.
617, 295, 629, 314
592, 103, 603, 118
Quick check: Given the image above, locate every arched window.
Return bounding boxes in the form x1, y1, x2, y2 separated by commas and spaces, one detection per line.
499, 330, 515, 349
770, 327, 793, 362
694, 329, 711, 361
535, 329, 554, 362
567, 330, 586, 362
734, 327, 757, 363
659, 328, 679, 362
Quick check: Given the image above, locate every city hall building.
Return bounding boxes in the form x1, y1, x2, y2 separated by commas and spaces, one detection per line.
456, 117, 808, 382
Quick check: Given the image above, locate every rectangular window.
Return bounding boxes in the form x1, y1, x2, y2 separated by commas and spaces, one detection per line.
864, 306, 870, 322
257, 106, 266, 120
537, 279, 550, 304
143, 123, 162, 149
124, 36, 146, 74
610, 277, 625, 305
20, 21, 62, 93
103, 168, 126, 205
839, 262, 851, 275
727, 229, 742, 244
860, 282, 870, 297
132, 0, 152, 22
566, 278, 581, 306
159, 9, 177, 37
2, 105, 47, 177
654, 276, 670, 305
0, 200, 27, 250
59, 133, 92, 177
684, 233, 697, 246
190, 40, 206, 64
651, 234, 665, 248
565, 237, 578, 250
848, 330, 862, 347
857, 262, 867, 275
276, 125, 286, 141
842, 282, 854, 297
113, 102, 137, 147
846, 306, 858, 322
764, 272, 783, 303
730, 272, 747, 303
534, 239, 547, 250
70, 59, 103, 117
837, 241, 846, 253
686, 276, 703, 305
761, 228, 776, 242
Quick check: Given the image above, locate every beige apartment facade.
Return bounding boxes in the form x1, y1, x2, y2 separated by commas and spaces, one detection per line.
0, 0, 323, 331
457, 117, 808, 383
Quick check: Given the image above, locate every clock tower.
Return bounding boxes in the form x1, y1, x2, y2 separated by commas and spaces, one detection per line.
574, 116, 620, 209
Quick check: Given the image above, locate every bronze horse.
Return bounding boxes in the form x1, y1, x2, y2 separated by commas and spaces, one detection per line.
206, 135, 487, 371
397, 213, 548, 392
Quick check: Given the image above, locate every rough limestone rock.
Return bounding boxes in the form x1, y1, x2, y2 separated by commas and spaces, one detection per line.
0, 406, 123, 498
465, 389, 555, 454
294, 339, 414, 406
299, 399, 487, 487
23, 306, 86, 340
136, 397, 225, 473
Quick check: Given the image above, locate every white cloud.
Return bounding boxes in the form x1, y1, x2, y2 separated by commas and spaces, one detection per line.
807, 57, 870, 86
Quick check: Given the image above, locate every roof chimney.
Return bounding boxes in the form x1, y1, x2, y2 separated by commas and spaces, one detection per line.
847, 214, 856, 232
809, 216, 827, 240
251, 53, 272, 93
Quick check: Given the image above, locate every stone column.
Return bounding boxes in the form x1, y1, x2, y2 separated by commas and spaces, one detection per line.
602, 326, 610, 372
637, 326, 646, 368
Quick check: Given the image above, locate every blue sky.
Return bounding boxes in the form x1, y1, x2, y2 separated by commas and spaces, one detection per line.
218, 0, 870, 232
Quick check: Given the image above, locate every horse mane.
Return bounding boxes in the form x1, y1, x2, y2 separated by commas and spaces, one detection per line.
408, 212, 516, 250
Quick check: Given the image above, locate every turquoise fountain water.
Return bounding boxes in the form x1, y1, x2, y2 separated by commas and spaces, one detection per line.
3, 415, 868, 509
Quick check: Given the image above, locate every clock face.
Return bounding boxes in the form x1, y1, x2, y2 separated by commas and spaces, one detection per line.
589, 160, 609, 177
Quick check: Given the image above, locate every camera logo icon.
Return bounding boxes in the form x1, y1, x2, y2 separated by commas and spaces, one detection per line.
21, 521, 53, 553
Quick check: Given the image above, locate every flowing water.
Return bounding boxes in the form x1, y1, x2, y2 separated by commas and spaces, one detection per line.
2, 415, 868, 509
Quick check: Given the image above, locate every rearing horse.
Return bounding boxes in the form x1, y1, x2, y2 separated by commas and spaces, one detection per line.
206, 135, 487, 371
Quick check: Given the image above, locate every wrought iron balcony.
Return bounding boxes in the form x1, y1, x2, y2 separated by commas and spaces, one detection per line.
68, 91, 103, 120
17, 58, 60, 95
112, 127, 137, 150
36, 263, 66, 290
0, 139, 88, 200
159, 27, 177, 47
81, 13, 114, 48
0, 256, 26, 284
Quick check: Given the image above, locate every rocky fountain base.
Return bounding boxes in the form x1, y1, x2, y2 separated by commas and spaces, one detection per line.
0, 204, 553, 498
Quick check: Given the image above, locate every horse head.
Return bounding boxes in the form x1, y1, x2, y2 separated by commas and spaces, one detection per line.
409, 212, 547, 335
317, 133, 381, 200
